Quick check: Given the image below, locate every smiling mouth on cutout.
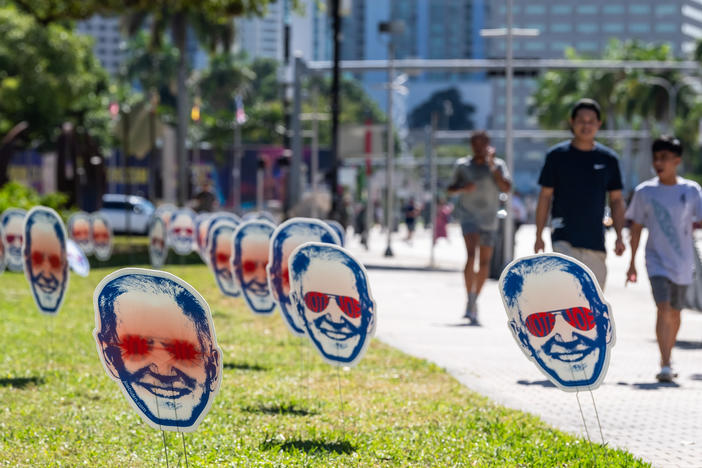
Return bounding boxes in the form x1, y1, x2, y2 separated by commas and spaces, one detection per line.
137, 381, 193, 399
35, 275, 59, 293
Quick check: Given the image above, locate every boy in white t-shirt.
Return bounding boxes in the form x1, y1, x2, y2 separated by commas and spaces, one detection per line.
625, 136, 702, 382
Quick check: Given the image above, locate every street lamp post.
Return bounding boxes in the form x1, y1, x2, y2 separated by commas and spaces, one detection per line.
640, 76, 702, 132
480, 0, 539, 267
379, 20, 405, 257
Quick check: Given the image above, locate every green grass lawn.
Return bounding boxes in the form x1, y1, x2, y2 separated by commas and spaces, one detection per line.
0, 263, 649, 467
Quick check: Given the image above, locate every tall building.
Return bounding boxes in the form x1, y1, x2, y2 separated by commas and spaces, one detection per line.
342, 1, 492, 129
75, 15, 125, 75
486, 1, 700, 192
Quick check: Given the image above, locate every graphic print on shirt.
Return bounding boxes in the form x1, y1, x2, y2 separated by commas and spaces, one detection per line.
650, 197, 682, 258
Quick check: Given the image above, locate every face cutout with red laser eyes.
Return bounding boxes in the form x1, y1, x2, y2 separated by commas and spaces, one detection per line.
148, 217, 168, 268
23, 207, 69, 315
2, 208, 27, 272
207, 220, 240, 297
232, 220, 276, 314
268, 218, 341, 337
91, 214, 113, 261
289, 242, 376, 367
93, 268, 222, 432
68, 212, 93, 255
500, 253, 615, 392
168, 209, 196, 255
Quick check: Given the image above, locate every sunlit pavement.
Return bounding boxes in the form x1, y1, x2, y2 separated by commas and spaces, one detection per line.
345, 224, 702, 468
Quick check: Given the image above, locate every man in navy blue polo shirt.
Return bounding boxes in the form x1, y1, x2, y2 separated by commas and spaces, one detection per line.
534, 99, 626, 290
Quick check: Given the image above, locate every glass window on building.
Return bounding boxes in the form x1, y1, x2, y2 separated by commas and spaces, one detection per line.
655, 5, 677, 16
603, 23, 625, 33
603, 5, 625, 15
525, 5, 546, 15
629, 23, 651, 33
577, 41, 598, 52
576, 5, 597, 15
629, 5, 651, 15
577, 23, 598, 33
552, 23, 572, 33
551, 5, 573, 15
655, 23, 677, 33
524, 41, 545, 52
550, 41, 571, 52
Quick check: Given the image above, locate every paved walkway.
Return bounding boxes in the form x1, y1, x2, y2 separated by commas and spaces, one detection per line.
345, 224, 702, 468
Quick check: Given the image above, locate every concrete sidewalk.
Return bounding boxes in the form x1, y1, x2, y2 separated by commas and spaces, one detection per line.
345, 224, 702, 468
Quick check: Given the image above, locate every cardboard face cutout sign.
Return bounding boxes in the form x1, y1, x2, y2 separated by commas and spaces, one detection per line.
0, 226, 5, 275
67, 239, 90, 277
194, 213, 213, 262
268, 218, 340, 336
232, 220, 276, 314
93, 268, 223, 432
207, 220, 240, 297
325, 220, 345, 246
289, 243, 376, 367
91, 214, 113, 261
204, 212, 240, 266
68, 211, 93, 255
499, 253, 616, 392
1, 208, 26, 272
23, 207, 69, 314
242, 211, 276, 224
155, 204, 177, 229
168, 209, 196, 255
148, 217, 168, 268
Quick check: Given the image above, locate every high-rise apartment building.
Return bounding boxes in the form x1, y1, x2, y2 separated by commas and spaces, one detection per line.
486, 1, 702, 192
75, 15, 125, 75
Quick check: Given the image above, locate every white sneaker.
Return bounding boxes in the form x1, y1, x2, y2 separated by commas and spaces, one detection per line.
656, 366, 677, 382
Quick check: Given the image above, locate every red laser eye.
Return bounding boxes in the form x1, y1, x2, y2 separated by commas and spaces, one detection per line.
185, 228, 193, 236
165, 339, 200, 362
31, 251, 44, 264
48, 254, 61, 269
243, 260, 256, 273
525, 312, 556, 337
304, 292, 330, 313
6, 234, 17, 243
216, 252, 229, 264
119, 334, 151, 359
336, 296, 361, 318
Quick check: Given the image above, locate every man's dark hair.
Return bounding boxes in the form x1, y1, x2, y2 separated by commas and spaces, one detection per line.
570, 98, 601, 121
652, 135, 683, 156
470, 130, 489, 142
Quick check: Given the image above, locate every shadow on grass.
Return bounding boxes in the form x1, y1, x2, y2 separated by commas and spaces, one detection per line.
223, 361, 268, 372
0, 376, 45, 388
242, 403, 316, 416
516, 379, 556, 388
261, 437, 355, 455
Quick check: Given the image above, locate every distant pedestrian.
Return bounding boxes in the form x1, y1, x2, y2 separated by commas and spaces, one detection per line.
403, 197, 421, 242
433, 197, 453, 245
534, 98, 626, 290
625, 136, 702, 382
448, 130, 511, 324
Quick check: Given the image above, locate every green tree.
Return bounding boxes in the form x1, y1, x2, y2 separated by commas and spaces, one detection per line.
408, 88, 476, 130
531, 39, 701, 167
0, 5, 111, 186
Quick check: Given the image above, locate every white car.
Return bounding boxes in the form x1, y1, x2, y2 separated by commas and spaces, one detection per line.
98, 194, 155, 234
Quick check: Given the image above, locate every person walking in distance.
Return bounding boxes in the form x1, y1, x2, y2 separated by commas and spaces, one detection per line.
534, 99, 626, 290
448, 131, 511, 324
625, 136, 702, 382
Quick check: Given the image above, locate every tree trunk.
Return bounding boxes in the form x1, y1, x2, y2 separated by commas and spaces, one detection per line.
173, 12, 189, 206
0, 122, 29, 188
